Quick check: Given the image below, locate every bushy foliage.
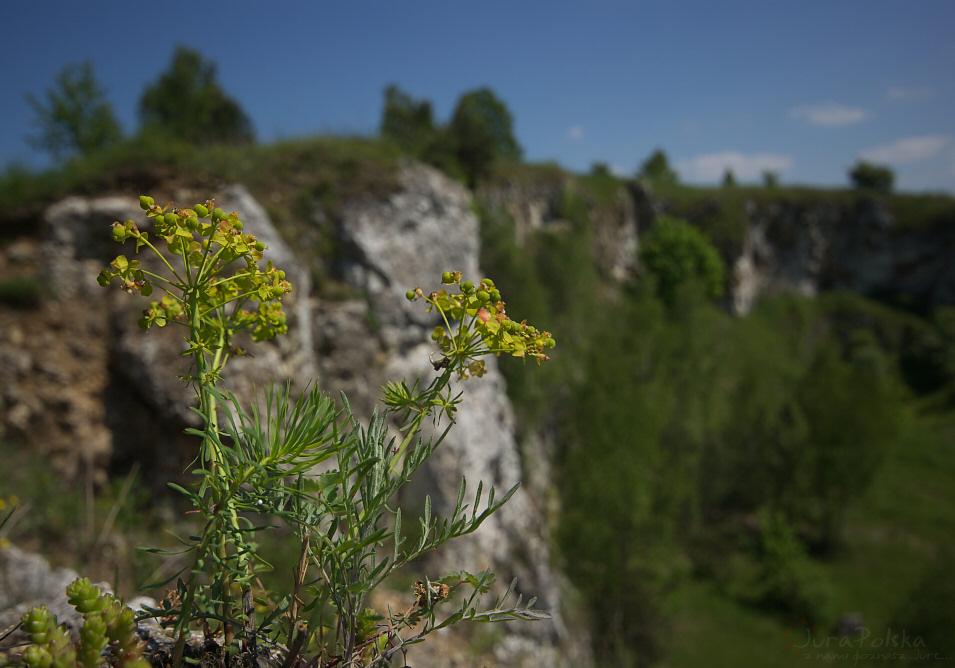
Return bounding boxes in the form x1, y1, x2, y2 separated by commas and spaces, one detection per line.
448, 88, 522, 188
377, 85, 522, 187
638, 148, 678, 184
638, 216, 725, 305
849, 159, 895, 194
25, 62, 122, 161
139, 47, 254, 145
379, 84, 436, 155
753, 509, 833, 621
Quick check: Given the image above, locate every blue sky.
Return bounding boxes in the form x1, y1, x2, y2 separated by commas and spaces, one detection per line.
2, 1, 954, 193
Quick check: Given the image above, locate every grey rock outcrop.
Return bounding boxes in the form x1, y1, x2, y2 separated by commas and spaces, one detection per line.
479, 174, 639, 281
334, 163, 580, 666
730, 197, 955, 315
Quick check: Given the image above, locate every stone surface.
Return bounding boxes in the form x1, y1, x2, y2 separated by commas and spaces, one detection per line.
729, 197, 955, 315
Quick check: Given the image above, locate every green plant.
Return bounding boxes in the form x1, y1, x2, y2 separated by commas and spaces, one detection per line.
25, 62, 122, 162
639, 216, 725, 305
379, 84, 437, 156
638, 148, 678, 184
138, 47, 254, 145
96, 198, 551, 667
20, 578, 149, 668
849, 159, 894, 194
753, 509, 833, 622
448, 87, 522, 187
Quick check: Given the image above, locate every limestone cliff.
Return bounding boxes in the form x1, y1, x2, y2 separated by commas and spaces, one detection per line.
728, 196, 955, 315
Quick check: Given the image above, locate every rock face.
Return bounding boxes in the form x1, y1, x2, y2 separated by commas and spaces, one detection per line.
331, 163, 581, 666
0, 164, 585, 666
479, 174, 640, 281
729, 197, 955, 315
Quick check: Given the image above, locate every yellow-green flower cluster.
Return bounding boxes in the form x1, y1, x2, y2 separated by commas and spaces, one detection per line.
97, 196, 290, 342
406, 270, 555, 379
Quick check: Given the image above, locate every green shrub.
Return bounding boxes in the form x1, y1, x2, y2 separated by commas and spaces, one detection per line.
849, 160, 894, 194
25, 62, 122, 162
639, 216, 725, 305
138, 47, 254, 145
753, 509, 834, 622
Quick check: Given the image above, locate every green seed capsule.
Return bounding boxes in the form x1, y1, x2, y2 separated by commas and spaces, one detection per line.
163, 212, 179, 227
406, 290, 416, 301
212, 207, 225, 223
193, 204, 209, 218
441, 271, 453, 284
476, 290, 490, 303
139, 195, 154, 210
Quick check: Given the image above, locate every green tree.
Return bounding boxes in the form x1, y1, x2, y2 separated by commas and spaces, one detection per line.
25, 62, 122, 161
380, 84, 436, 154
849, 159, 894, 194
448, 87, 522, 187
722, 168, 737, 188
639, 216, 725, 305
638, 148, 678, 184
138, 47, 254, 144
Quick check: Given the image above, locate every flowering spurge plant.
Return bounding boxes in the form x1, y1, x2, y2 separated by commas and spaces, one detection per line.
31, 195, 557, 668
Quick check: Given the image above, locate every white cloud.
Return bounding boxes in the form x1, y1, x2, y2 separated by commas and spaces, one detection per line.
861, 135, 951, 164
676, 152, 793, 182
887, 86, 935, 101
567, 125, 584, 140
791, 103, 868, 127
